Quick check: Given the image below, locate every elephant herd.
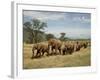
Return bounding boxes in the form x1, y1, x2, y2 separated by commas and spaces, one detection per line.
31, 39, 90, 59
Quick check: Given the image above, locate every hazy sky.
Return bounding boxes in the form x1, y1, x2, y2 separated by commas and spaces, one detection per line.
23, 10, 91, 39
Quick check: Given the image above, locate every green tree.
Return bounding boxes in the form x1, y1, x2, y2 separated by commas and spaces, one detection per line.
23, 22, 34, 43
23, 19, 47, 43
59, 32, 66, 41
32, 19, 47, 43
46, 33, 55, 40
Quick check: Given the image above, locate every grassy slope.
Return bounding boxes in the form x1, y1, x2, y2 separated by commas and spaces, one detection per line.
23, 44, 91, 69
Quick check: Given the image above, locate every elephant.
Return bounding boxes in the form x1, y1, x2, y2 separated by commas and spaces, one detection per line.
31, 42, 49, 59
48, 39, 62, 55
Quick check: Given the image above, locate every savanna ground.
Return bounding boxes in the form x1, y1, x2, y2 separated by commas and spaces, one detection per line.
23, 43, 91, 69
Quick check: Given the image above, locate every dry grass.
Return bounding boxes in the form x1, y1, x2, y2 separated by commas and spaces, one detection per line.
23, 43, 91, 69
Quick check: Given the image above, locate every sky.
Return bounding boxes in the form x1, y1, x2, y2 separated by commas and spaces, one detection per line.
23, 10, 91, 39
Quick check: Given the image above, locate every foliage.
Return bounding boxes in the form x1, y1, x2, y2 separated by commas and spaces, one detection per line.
23, 18, 47, 43
32, 19, 47, 43
59, 32, 66, 41
46, 33, 56, 40
23, 22, 33, 44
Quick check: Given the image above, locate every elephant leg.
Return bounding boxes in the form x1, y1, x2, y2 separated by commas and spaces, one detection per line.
62, 50, 65, 55
58, 47, 61, 55
52, 48, 55, 55
31, 49, 36, 59
59, 49, 61, 55
46, 50, 49, 56
54, 49, 57, 55
41, 52, 44, 56
36, 49, 41, 58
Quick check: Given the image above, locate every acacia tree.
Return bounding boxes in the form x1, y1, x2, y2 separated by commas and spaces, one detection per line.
23, 19, 47, 43
59, 32, 66, 41
32, 19, 47, 43
23, 22, 34, 43
46, 33, 55, 40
